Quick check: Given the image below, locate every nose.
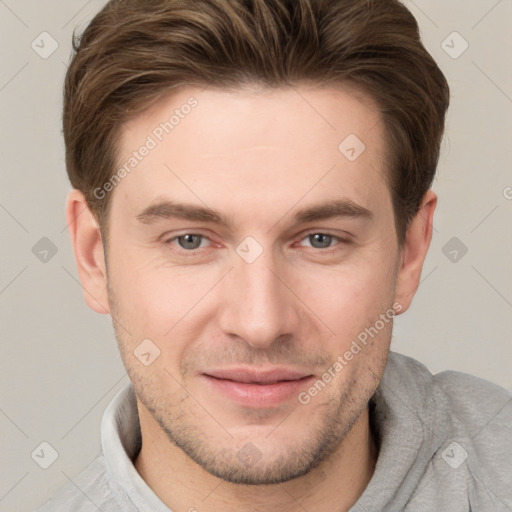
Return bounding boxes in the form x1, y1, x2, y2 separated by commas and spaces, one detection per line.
217, 243, 300, 350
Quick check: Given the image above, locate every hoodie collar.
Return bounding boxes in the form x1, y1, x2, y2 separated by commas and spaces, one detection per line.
351, 351, 451, 511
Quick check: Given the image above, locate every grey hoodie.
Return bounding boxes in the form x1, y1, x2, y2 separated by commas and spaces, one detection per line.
35, 351, 512, 511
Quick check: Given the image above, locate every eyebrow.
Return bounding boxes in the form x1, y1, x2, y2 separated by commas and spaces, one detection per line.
136, 198, 373, 228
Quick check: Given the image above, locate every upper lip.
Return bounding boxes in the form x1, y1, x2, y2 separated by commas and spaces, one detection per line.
203, 367, 313, 384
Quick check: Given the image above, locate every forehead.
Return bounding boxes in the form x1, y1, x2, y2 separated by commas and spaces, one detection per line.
121, 82, 385, 152
113, 84, 391, 227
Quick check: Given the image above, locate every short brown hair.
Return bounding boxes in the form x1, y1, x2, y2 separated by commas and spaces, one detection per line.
63, 0, 449, 246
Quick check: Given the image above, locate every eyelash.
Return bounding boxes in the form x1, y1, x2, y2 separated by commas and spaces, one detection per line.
163, 232, 350, 256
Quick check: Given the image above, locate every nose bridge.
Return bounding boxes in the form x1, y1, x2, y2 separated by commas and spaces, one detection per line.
218, 239, 297, 348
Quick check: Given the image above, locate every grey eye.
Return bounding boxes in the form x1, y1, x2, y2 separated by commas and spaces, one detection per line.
308, 233, 333, 249
177, 234, 203, 250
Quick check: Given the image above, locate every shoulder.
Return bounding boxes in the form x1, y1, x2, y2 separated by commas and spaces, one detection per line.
431, 364, 512, 440
389, 351, 512, 508
433, 367, 512, 508
34, 456, 123, 512
387, 351, 512, 430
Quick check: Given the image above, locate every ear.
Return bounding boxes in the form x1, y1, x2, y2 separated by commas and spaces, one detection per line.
66, 189, 110, 314
394, 189, 437, 315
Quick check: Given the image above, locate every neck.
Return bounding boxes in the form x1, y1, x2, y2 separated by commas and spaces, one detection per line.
134, 404, 377, 512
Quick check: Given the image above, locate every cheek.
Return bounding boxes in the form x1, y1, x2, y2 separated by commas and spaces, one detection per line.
299, 254, 397, 341
109, 252, 217, 337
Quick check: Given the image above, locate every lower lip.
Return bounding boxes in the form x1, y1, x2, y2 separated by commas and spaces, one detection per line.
202, 375, 314, 408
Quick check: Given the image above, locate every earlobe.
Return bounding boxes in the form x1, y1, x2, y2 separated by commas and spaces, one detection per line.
66, 190, 110, 314
393, 190, 437, 315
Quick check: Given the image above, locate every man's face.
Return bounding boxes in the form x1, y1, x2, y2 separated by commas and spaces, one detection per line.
105, 84, 402, 484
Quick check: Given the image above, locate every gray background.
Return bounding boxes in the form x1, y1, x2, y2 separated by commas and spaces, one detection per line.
0, 1, 511, 510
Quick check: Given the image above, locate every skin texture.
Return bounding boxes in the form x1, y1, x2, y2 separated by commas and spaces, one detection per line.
67, 83, 436, 512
